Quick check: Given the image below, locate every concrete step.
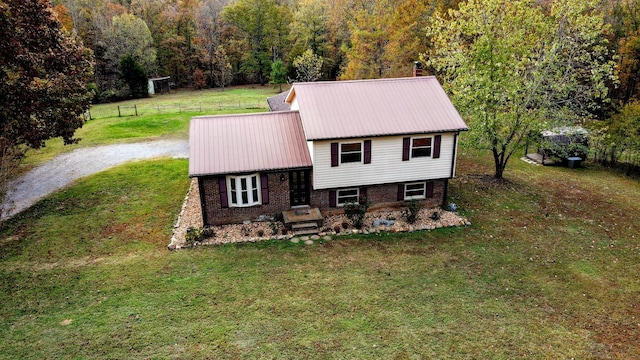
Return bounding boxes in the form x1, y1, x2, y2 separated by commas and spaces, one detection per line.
291, 222, 319, 230
293, 228, 320, 235
291, 221, 319, 235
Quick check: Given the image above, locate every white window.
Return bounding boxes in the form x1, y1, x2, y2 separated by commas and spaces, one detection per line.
337, 188, 360, 206
411, 137, 432, 158
227, 174, 261, 207
404, 182, 426, 200
340, 142, 362, 163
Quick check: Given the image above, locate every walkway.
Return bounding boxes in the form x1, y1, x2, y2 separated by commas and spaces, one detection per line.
1, 139, 189, 220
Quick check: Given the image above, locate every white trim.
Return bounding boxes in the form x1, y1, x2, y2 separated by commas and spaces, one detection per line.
339, 141, 363, 164
337, 188, 360, 206
411, 136, 433, 159
227, 173, 261, 207
404, 182, 426, 200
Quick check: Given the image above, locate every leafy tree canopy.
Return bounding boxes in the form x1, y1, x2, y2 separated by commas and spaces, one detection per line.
293, 49, 323, 82
269, 59, 287, 91
426, 0, 617, 179
0, 0, 94, 150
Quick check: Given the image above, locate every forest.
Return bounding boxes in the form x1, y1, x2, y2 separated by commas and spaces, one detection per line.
2, 0, 640, 175
45, 0, 640, 170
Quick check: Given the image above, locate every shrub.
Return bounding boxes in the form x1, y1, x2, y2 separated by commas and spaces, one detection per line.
402, 199, 421, 224
193, 69, 207, 90
185, 227, 203, 246
344, 196, 371, 229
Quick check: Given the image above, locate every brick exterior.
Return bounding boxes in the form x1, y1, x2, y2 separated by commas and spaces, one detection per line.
310, 179, 447, 214
199, 172, 291, 226
199, 172, 448, 225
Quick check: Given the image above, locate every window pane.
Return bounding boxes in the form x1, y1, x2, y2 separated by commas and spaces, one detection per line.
231, 190, 237, 204
413, 138, 431, 147
341, 153, 362, 163
252, 189, 258, 202
230, 178, 236, 191
337, 189, 359, 204
405, 183, 426, 199
341, 143, 361, 152
251, 176, 257, 189
242, 190, 248, 204
241, 178, 247, 191
412, 148, 431, 158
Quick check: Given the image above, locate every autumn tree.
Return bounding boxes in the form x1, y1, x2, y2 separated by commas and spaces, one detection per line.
156, 0, 201, 87
604, 0, 640, 102
293, 49, 323, 82
340, 0, 393, 80
290, 0, 329, 57
222, 0, 290, 84
426, 0, 617, 179
0, 0, 94, 182
196, 0, 229, 86
104, 13, 156, 76
211, 45, 233, 88
104, 13, 153, 94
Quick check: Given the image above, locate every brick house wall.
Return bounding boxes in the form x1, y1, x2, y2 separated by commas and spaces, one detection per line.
311, 179, 447, 214
200, 171, 448, 225
199, 172, 291, 226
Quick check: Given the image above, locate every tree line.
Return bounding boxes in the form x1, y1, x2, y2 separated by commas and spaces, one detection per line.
49, 0, 467, 101
3, 0, 640, 186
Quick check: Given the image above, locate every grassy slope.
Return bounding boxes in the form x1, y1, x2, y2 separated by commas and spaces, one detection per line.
22, 86, 277, 167
1, 152, 638, 359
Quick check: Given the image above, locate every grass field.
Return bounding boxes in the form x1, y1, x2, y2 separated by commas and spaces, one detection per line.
22, 86, 277, 167
1, 148, 638, 358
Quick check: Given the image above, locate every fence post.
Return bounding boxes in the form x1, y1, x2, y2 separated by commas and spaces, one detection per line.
134, 104, 138, 116
118, 105, 121, 117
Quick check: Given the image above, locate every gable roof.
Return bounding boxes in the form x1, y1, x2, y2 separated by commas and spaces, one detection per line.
189, 111, 312, 177
286, 76, 468, 140
266, 91, 291, 111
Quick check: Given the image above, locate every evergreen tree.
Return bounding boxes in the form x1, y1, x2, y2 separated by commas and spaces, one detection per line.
119, 55, 149, 98
270, 59, 287, 91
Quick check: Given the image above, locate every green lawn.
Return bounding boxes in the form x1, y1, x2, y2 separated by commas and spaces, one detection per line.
1, 152, 638, 358
22, 86, 277, 167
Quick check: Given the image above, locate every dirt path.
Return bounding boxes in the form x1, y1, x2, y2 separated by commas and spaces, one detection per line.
1, 139, 188, 220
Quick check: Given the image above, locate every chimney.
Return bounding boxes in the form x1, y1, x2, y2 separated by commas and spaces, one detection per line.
413, 61, 423, 77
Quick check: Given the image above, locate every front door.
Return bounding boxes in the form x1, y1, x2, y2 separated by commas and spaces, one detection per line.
289, 170, 310, 206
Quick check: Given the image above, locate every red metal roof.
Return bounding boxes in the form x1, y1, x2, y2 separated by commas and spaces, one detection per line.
189, 111, 312, 177
286, 76, 468, 140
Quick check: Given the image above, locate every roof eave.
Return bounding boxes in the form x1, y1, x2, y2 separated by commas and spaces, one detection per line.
189, 165, 314, 178
305, 127, 469, 141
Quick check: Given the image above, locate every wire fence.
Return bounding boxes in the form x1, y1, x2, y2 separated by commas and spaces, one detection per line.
86, 100, 268, 120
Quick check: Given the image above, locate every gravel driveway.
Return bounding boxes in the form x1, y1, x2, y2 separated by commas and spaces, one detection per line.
1, 139, 188, 220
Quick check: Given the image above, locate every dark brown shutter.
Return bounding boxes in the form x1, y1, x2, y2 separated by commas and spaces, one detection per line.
364, 140, 371, 164
402, 137, 410, 161
260, 173, 269, 204
329, 190, 337, 207
433, 135, 442, 159
331, 142, 339, 167
397, 184, 405, 201
360, 187, 367, 200
219, 177, 228, 208
426, 181, 434, 198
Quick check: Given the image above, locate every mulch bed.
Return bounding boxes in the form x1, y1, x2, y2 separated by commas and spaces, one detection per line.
168, 179, 471, 250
